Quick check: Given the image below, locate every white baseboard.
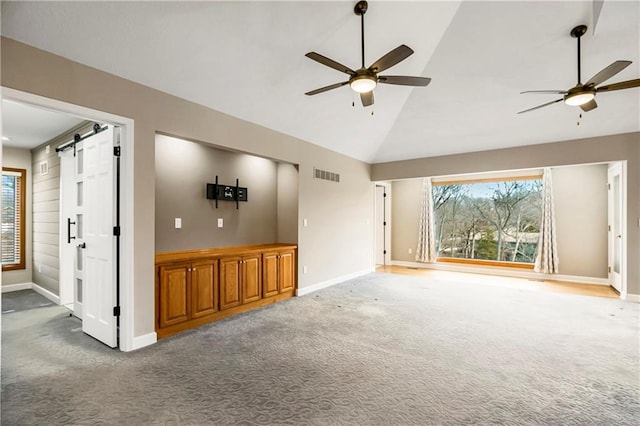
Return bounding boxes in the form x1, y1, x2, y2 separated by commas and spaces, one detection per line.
623, 293, 640, 303
1, 282, 33, 293
390, 260, 610, 286
2, 282, 62, 304
297, 268, 374, 297
129, 332, 157, 351
31, 282, 61, 304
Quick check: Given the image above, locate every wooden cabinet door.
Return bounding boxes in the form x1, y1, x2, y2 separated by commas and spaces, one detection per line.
191, 260, 218, 319
278, 249, 295, 293
220, 257, 242, 310
158, 263, 190, 328
242, 254, 262, 304
262, 251, 279, 298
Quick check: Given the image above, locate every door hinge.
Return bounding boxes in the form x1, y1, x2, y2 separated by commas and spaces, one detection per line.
383, 192, 387, 197
113, 306, 121, 316
608, 266, 611, 273
114, 146, 121, 157
607, 183, 611, 190
608, 225, 611, 231
383, 221, 387, 226
383, 250, 387, 254
113, 226, 121, 236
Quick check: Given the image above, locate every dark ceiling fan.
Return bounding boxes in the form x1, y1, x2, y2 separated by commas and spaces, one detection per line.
304, 0, 431, 107
518, 24, 640, 114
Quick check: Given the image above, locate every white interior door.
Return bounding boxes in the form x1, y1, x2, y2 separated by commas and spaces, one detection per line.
607, 163, 623, 294
80, 127, 118, 347
59, 149, 76, 310
375, 185, 386, 265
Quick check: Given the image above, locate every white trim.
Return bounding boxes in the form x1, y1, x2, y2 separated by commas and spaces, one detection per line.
31, 282, 61, 304
131, 332, 157, 350
2, 87, 136, 352
622, 294, 640, 303
1, 282, 33, 293
391, 260, 610, 286
1, 282, 61, 304
296, 268, 374, 296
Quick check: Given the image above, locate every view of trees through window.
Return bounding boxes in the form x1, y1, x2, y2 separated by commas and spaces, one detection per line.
433, 178, 543, 264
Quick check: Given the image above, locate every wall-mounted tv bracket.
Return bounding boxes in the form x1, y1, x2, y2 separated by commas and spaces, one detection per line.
206, 176, 248, 209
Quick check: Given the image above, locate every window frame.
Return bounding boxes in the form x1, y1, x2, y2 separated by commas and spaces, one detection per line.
2, 167, 26, 271
432, 174, 543, 270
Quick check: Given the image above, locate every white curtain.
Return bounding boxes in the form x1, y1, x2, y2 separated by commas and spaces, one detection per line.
416, 177, 437, 263
534, 168, 559, 273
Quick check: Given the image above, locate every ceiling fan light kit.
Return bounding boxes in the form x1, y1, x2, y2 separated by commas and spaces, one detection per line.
304, 0, 431, 107
519, 24, 639, 114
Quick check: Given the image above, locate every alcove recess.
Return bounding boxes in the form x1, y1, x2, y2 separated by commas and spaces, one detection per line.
154, 134, 299, 337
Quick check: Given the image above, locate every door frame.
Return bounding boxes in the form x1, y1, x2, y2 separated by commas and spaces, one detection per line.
607, 161, 627, 298
374, 182, 391, 266
2, 87, 137, 351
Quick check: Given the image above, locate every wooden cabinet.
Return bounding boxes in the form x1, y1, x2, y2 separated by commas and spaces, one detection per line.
263, 248, 296, 296
220, 254, 262, 309
158, 262, 190, 328
156, 244, 296, 338
157, 259, 218, 328
191, 260, 218, 319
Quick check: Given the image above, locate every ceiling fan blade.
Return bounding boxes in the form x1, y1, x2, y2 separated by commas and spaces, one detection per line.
597, 78, 640, 92
520, 90, 568, 94
368, 45, 414, 73
360, 91, 374, 107
580, 99, 598, 112
305, 81, 349, 96
378, 76, 431, 87
305, 52, 355, 75
517, 98, 563, 114
585, 60, 632, 86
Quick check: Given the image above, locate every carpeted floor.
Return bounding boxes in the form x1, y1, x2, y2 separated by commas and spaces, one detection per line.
2, 273, 639, 425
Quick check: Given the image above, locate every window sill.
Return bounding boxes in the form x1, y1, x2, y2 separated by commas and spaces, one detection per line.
436, 257, 534, 270
2, 264, 26, 272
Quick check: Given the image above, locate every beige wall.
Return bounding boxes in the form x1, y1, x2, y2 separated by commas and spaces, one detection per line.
276, 162, 298, 244
374, 132, 640, 294
155, 134, 281, 252
1, 147, 32, 286
2, 37, 374, 337
390, 165, 609, 279
552, 164, 608, 278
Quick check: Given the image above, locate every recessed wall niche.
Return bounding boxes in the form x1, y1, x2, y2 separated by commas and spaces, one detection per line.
155, 134, 298, 252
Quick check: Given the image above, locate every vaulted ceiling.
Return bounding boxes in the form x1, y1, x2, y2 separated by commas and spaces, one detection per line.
2, 1, 638, 163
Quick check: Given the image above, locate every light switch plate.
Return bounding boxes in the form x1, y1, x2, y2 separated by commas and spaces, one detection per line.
218, 218, 223, 228
175, 218, 182, 229
303, 218, 308, 227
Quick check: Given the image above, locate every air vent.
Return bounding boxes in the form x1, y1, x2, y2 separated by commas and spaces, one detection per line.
314, 167, 340, 183
39, 161, 49, 176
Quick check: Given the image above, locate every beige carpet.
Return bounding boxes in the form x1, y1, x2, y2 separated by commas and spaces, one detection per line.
2, 273, 639, 425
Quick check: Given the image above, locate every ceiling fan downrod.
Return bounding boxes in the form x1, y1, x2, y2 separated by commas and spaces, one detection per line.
355, 1, 368, 69
571, 25, 588, 84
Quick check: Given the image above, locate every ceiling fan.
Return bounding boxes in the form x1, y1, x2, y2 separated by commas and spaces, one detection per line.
518, 24, 640, 114
304, 0, 431, 107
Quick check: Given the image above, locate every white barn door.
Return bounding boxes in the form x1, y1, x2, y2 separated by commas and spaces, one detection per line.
81, 126, 118, 347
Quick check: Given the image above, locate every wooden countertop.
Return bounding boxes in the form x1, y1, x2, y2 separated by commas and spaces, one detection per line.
155, 243, 297, 264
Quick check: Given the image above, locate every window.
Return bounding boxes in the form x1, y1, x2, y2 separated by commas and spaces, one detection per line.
2, 168, 26, 271
433, 176, 542, 268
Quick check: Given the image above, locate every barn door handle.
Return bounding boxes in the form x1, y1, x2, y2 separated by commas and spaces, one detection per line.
67, 218, 76, 244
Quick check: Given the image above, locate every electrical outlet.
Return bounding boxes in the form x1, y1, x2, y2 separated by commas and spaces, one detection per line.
303, 266, 308, 274
408, 248, 412, 254
303, 218, 308, 227
217, 218, 223, 228
175, 218, 182, 229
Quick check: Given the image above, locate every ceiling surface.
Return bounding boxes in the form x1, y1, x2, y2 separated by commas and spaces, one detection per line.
2, 1, 638, 163
2, 100, 85, 150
